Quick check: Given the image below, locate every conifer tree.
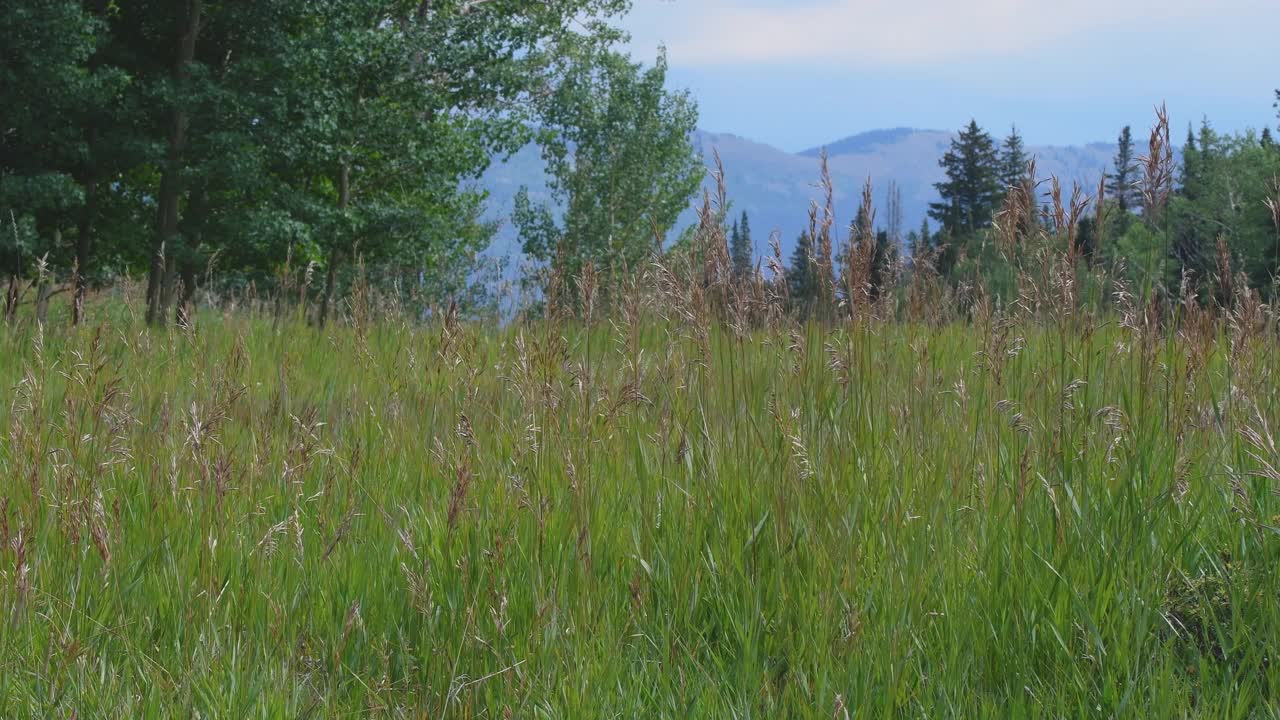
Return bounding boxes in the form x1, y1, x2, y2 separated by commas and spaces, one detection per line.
1181, 124, 1202, 201
730, 210, 753, 282
1106, 126, 1139, 216
999, 125, 1028, 191
929, 120, 1002, 237
910, 218, 932, 262
787, 231, 817, 318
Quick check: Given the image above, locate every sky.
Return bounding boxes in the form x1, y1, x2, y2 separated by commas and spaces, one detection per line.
620, 0, 1280, 151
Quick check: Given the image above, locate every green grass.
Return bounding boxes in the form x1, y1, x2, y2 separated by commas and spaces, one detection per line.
1, 303, 1279, 717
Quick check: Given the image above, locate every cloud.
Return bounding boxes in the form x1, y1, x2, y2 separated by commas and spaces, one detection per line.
628, 0, 1266, 66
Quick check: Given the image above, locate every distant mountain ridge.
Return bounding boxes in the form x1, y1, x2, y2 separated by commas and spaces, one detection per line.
798, 127, 941, 158
480, 127, 1118, 265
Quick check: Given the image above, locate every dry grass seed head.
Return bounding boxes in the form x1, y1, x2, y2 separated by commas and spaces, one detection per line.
1140, 103, 1174, 226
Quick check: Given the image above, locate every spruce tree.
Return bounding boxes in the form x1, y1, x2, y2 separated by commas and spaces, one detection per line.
929, 120, 1002, 237
873, 229, 897, 300
787, 231, 817, 317
1106, 126, 1138, 216
999, 125, 1028, 191
1263, 127, 1275, 150
911, 218, 932, 261
1181, 124, 1202, 201
728, 218, 740, 271
730, 210, 753, 282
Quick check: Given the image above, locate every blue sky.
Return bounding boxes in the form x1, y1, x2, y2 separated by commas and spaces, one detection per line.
620, 0, 1279, 151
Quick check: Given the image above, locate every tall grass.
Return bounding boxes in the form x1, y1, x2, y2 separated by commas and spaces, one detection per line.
1, 267, 1278, 717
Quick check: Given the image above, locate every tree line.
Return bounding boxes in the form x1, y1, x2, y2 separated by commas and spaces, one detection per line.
772, 99, 1280, 320
2, 0, 700, 326
6, 1, 1277, 327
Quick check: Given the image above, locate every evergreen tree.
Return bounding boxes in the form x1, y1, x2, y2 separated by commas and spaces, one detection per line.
870, 229, 898, 301
1181, 124, 1203, 201
1263, 127, 1275, 150
1168, 120, 1225, 298
929, 120, 1002, 237
998, 125, 1028, 191
729, 218, 740, 270
910, 218, 932, 262
730, 210, 753, 282
1198, 119, 1220, 162
787, 231, 817, 318
905, 230, 920, 261
1076, 216, 1098, 265
1106, 126, 1138, 216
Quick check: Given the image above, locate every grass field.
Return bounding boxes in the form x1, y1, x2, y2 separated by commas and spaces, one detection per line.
2, 293, 1279, 717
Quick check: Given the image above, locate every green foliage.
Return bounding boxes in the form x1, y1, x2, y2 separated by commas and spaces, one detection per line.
3, 0, 645, 324
1168, 130, 1280, 298
945, 229, 1018, 302
787, 230, 818, 316
731, 210, 754, 281
998, 125, 1028, 191
1105, 219, 1168, 296
0, 0, 125, 285
1107, 126, 1140, 220
929, 120, 1002, 238
516, 45, 703, 294
914, 107, 1280, 308
909, 217, 932, 261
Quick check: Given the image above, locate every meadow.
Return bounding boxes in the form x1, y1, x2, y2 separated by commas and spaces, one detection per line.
1, 270, 1279, 719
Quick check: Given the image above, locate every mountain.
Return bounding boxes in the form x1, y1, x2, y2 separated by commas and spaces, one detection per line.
479, 128, 1118, 265
797, 127, 924, 158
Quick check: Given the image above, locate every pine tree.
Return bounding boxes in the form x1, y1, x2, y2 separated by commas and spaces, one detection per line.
1180, 124, 1202, 201
787, 231, 817, 317
929, 120, 1002, 237
728, 218, 740, 271
911, 218, 931, 261
730, 210, 753, 282
1106, 126, 1138, 216
1267, 89, 1278, 149
999, 125, 1028, 191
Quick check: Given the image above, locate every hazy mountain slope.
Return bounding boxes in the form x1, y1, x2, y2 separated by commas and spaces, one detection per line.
480, 128, 1118, 265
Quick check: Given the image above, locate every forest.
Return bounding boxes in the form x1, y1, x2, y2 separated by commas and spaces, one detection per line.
2, 0, 698, 325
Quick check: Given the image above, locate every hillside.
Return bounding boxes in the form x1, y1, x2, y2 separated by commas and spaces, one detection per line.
480, 128, 1118, 264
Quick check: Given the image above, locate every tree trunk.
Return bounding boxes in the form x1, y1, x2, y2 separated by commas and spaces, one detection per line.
147, 0, 202, 325
318, 163, 351, 329
177, 264, 198, 326
34, 282, 55, 328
